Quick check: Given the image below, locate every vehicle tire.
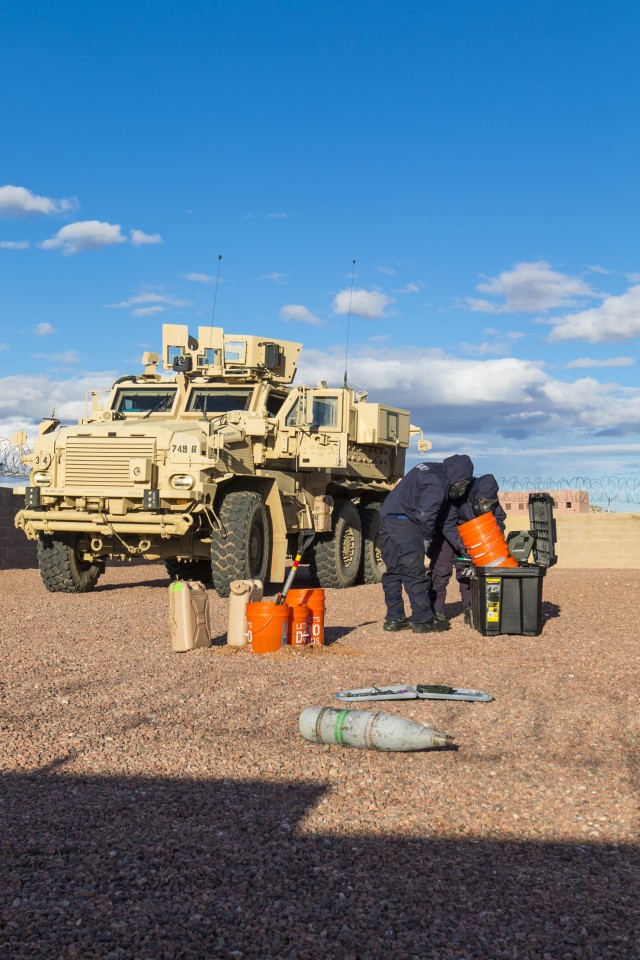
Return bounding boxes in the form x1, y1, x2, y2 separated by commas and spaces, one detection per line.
309, 498, 362, 589
165, 558, 213, 584
210, 491, 270, 598
357, 500, 385, 584
37, 535, 102, 593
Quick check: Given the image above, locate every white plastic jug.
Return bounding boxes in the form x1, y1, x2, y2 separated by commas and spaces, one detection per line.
227, 579, 264, 646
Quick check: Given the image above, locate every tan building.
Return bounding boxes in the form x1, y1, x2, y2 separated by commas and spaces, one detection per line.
499, 489, 589, 515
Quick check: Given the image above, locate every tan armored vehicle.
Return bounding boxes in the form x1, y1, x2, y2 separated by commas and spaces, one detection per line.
15, 324, 428, 596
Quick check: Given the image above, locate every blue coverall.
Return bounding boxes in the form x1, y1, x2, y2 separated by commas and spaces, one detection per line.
379, 454, 474, 624
428, 473, 506, 614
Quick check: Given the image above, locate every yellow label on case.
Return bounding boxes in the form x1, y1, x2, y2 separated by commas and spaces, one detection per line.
487, 602, 500, 623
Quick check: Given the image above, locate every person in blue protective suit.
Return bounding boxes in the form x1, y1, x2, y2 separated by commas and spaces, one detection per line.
379, 454, 474, 633
428, 473, 506, 625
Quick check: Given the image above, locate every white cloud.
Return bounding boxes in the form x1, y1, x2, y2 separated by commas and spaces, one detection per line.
547, 285, 640, 343
32, 350, 80, 364
260, 273, 286, 284
299, 346, 547, 405
0, 184, 76, 217
267, 212, 288, 219
377, 265, 396, 276
332, 288, 393, 319
467, 260, 596, 313
184, 272, 214, 283
626, 272, 640, 283
106, 292, 191, 312
35, 323, 55, 336
279, 304, 320, 325
0, 240, 30, 249
132, 306, 166, 317
40, 220, 126, 255
0, 370, 117, 429
566, 357, 635, 369
296, 342, 640, 445
461, 332, 525, 357
586, 264, 611, 275
397, 282, 420, 294
130, 229, 163, 246
0, 343, 8, 351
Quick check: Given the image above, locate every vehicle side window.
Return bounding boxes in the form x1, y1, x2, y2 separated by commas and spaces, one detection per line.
311, 396, 338, 428
266, 392, 286, 417
285, 399, 299, 426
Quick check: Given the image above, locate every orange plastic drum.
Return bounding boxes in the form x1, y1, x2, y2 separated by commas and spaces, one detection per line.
458, 513, 519, 568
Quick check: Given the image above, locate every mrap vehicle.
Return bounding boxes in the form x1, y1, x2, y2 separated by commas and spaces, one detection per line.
15, 324, 428, 596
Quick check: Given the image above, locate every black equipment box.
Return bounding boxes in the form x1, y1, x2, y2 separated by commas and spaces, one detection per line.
470, 493, 557, 637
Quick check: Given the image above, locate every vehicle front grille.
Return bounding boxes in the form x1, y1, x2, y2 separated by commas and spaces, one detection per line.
64, 438, 156, 487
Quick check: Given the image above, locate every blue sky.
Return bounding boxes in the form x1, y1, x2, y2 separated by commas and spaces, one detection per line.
2, 0, 640, 493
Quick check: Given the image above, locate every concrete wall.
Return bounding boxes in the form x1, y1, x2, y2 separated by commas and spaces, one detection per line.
0, 488, 37, 570
505, 511, 640, 569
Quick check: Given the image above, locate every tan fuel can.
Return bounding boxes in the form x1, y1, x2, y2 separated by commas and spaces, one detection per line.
169, 580, 211, 652
227, 579, 264, 646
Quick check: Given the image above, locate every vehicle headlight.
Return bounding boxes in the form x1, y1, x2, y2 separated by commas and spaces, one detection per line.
33, 472, 52, 486
170, 474, 195, 490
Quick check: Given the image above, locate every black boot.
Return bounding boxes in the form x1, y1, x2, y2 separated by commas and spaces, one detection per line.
463, 606, 472, 626
383, 616, 410, 632
410, 618, 451, 633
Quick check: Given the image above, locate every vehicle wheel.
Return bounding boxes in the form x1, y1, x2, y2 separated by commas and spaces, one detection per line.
210, 491, 270, 598
165, 558, 212, 584
37, 535, 102, 593
309, 498, 362, 589
358, 500, 385, 584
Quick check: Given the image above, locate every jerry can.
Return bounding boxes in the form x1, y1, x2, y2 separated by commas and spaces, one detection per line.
169, 580, 210, 652
227, 579, 264, 646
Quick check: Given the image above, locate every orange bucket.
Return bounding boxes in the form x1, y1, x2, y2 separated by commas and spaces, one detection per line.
245, 601, 290, 654
288, 602, 311, 646
286, 588, 325, 645
458, 513, 519, 568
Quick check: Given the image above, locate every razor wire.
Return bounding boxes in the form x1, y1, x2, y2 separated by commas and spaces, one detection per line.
497, 476, 640, 506
0, 437, 32, 478
2, 434, 639, 504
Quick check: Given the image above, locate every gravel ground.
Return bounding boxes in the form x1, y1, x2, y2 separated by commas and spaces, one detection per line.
0, 563, 639, 959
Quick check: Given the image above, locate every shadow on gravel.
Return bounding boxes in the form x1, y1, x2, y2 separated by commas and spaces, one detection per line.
542, 600, 561, 620
98, 578, 169, 591
0, 770, 636, 959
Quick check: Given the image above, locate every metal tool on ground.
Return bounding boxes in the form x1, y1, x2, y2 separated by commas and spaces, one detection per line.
299, 706, 454, 751
335, 684, 493, 703
275, 530, 315, 605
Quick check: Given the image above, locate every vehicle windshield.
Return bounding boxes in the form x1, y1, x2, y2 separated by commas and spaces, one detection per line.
112, 386, 177, 415
186, 387, 254, 414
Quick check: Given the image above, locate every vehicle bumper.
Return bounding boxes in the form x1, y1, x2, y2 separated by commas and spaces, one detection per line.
14, 508, 194, 540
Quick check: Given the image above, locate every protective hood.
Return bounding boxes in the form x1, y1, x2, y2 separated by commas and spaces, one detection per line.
470, 474, 499, 500
443, 454, 474, 484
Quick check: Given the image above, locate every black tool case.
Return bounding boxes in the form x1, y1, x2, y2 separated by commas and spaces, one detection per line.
470, 494, 557, 637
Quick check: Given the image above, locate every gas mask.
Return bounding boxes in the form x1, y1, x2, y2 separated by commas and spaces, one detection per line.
448, 480, 470, 499
472, 497, 498, 517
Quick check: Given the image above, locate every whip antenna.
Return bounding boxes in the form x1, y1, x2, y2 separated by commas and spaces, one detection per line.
210, 254, 223, 330
344, 258, 356, 387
